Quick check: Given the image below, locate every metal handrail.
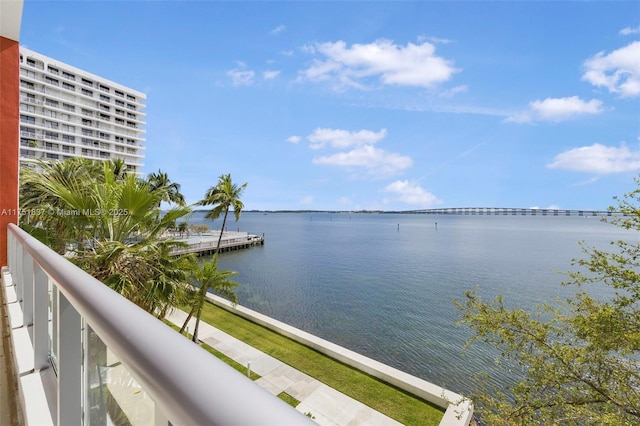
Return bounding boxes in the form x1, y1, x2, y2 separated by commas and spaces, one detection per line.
8, 223, 311, 425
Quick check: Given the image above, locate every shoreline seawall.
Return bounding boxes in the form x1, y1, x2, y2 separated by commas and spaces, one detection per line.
205, 293, 473, 426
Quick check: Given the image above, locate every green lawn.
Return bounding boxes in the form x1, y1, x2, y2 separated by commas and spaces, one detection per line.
182, 300, 444, 426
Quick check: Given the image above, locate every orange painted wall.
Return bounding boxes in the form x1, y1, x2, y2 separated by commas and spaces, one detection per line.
0, 37, 20, 266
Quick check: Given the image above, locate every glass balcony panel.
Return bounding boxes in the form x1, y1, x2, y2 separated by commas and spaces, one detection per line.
86, 326, 156, 426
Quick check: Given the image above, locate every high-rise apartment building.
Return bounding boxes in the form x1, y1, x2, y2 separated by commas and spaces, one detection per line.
18, 47, 146, 173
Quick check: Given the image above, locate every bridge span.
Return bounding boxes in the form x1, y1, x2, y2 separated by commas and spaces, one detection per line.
406, 207, 617, 216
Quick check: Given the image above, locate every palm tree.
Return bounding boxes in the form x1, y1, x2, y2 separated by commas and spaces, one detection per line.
20, 158, 193, 314
177, 221, 188, 238
179, 255, 238, 342
180, 174, 246, 340
20, 158, 103, 253
197, 174, 247, 252
147, 169, 186, 206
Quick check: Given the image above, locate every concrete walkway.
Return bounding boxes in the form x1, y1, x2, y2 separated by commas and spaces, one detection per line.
167, 309, 402, 426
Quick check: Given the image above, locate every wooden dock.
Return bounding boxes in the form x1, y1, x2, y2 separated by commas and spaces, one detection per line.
169, 231, 264, 256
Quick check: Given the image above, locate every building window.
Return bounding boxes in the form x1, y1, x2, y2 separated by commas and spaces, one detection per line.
62, 103, 75, 112
127, 104, 136, 111
100, 94, 110, 102
62, 81, 75, 91
47, 66, 59, 75
99, 84, 110, 92
82, 78, 93, 86
20, 115, 35, 124
20, 104, 35, 113
45, 76, 59, 86
62, 71, 75, 81
126, 94, 135, 101
82, 88, 93, 97
115, 99, 125, 107
62, 134, 75, 142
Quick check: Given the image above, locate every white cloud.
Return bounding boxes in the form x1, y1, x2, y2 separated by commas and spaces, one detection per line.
439, 85, 468, 98
313, 145, 413, 177
507, 96, 604, 123
299, 196, 314, 205
582, 41, 640, 97
307, 128, 387, 150
271, 24, 286, 35
530, 97, 603, 121
424, 36, 453, 44
287, 135, 301, 144
300, 39, 459, 89
227, 68, 255, 86
620, 26, 640, 35
263, 70, 281, 80
548, 143, 640, 174
382, 180, 442, 207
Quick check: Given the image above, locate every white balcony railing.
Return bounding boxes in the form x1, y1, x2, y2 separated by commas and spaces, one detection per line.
5, 223, 312, 425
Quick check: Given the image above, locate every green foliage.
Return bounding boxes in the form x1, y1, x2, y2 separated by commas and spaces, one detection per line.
197, 173, 247, 249
146, 168, 186, 206
20, 159, 192, 315
189, 224, 209, 234
455, 181, 640, 425
182, 173, 246, 341
277, 392, 300, 408
187, 255, 239, 342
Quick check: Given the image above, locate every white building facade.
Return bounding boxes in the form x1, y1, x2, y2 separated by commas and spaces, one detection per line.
18, 47, 146, 173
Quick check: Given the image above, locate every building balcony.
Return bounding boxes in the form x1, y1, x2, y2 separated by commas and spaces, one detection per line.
0, 223, 311, 425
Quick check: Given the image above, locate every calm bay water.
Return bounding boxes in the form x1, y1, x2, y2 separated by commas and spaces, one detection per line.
189, 211, 634, 395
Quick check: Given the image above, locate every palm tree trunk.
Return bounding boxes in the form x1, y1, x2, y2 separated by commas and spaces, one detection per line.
192, 303, 203, 343
179, 305, 197, 334
216, 208, 229, 253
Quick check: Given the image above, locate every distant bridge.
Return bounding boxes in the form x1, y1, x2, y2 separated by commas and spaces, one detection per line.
406, 207, 617, 217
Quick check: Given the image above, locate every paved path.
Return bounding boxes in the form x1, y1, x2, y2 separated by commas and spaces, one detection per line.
167, 310, 403, 426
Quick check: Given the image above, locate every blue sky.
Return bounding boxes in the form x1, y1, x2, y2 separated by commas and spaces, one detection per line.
20, 1, 640, 211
